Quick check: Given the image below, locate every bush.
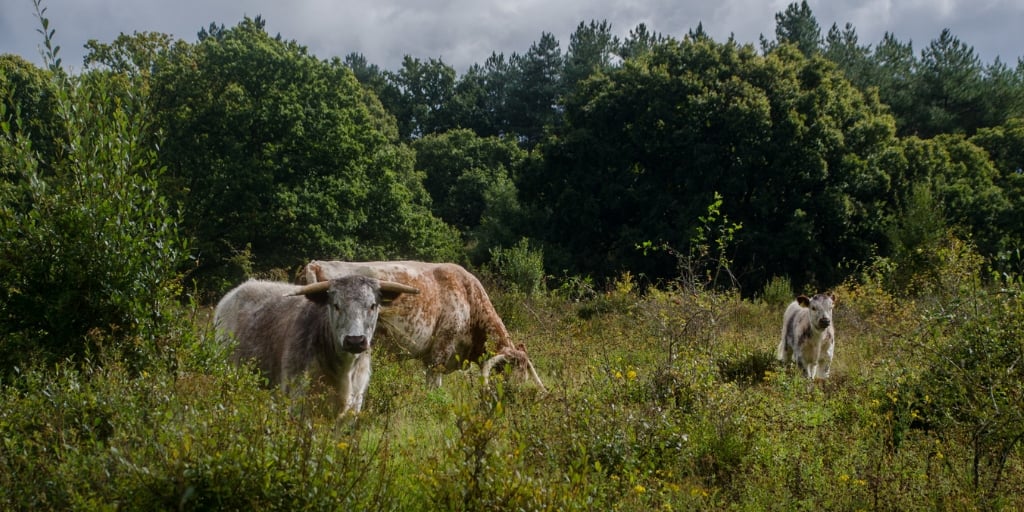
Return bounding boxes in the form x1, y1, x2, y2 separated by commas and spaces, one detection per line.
757, 275, 794, 306
486, 238, 545, 296
0, 15, 187, 373
913, 278, 1024, 503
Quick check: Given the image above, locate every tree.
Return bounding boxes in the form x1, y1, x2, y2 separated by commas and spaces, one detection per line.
899, 134, 1011, 259
765, 1, 821, 57
0, 55, 60, 173
526, 36, 900, 291
506, 32, 563, 146
342, 52, 389, 98
562, 20, 619, 90
910, 29, 985, 137
382, 56, 458, 139
149, 18, 459, 294
978, 58, 1024, 130
869, 32, 919, 136
412, 129, 528, 260
83, 31, 176, 77
823, 22, 872, 89
448, 52, 514, 137
1, 52, 186, 370
619, 23, 665, 61
972, 117, 1024, 272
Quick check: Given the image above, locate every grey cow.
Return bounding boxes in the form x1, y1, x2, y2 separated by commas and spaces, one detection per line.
213, 276, 418, 415
776, 293, 836, 380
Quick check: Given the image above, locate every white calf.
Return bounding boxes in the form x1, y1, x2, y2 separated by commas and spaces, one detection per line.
776, 293, 836, 379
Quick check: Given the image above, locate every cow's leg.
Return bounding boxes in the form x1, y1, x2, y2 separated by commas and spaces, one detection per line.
425, 368, 443, 388
331, 359, 355, 416
776, 337, 791, 363
347, 354, 372, 413
818, 351, 832, 379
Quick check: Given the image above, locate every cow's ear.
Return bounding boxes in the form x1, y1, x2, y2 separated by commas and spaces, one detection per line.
313, 263, 329, 282
379, 290, 405, 305
378, 281, 418, 305
796, 295, 811, 307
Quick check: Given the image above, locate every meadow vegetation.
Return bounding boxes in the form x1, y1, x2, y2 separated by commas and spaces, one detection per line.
3, 2, 1024, 509
3, 245, 1024, 510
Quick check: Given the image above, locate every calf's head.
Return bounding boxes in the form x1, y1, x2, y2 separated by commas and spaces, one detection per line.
796, 293, 836, 330
290, 276, 419, 354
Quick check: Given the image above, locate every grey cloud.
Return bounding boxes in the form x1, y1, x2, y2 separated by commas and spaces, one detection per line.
1, 0, 1020, 73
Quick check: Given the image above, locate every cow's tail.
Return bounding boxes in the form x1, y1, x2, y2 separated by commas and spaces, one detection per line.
776, 337, 788, 362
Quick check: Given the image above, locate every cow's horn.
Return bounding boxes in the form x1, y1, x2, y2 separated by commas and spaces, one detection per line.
380, 281, 419, 295
288, 280, 418, 297
287, 280, 331, 296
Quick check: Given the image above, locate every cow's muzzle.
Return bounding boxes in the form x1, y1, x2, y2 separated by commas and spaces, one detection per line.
343, 335, 369, 353
818, 318, 831, 329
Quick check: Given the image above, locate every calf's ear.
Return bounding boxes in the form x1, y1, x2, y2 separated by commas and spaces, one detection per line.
796, 295, 811, 307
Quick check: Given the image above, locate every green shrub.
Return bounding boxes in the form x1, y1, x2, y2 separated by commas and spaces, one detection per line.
757, 275, 794, 306
0, 17, 187, 373
913, 278, 1024, 505
486, 237, 545, 296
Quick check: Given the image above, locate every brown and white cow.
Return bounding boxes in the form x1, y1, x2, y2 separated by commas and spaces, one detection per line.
302, 260, 546, 391
776, 293, 836, 380
213, 276, 418, 415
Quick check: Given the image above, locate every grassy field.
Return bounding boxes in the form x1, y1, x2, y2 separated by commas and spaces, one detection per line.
2, 271, 1024, 510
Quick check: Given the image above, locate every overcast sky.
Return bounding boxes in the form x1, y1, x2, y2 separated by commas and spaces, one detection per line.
1, 0, 1022, 73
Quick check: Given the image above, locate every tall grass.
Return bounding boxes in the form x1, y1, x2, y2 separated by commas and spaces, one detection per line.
3, 272, 1023, 510
3, 3, 1023, 509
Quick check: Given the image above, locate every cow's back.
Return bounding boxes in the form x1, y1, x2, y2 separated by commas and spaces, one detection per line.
305, 261, 505, 356
214, 280, 313, 380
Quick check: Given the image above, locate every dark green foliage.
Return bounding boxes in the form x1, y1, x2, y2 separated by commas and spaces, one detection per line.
972, 117, 1024, 273
910, 29, 987, 137
767, 0, 822, 57
486, 238, 545, 296
0, 54, 186, 371
379, 56, 458, 139
884, 183, 949, 295
898, 134, 1011, 260
505, 32, 564, 146
0, 55, 60, 168
563, 20, 619, 90
912, 277, 1024, 502
526, 36, 898, 292
148, 18, 459, 295
412, 128, 529, 259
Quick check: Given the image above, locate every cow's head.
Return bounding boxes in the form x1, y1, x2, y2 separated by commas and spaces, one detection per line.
289, 276, 419, 354
796, 293, 836, 330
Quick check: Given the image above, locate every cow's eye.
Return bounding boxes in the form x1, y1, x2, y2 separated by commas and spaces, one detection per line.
370, 303, 378, 312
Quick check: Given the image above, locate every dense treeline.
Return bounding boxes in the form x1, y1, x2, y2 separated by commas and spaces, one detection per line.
2, 1, 1024, 358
